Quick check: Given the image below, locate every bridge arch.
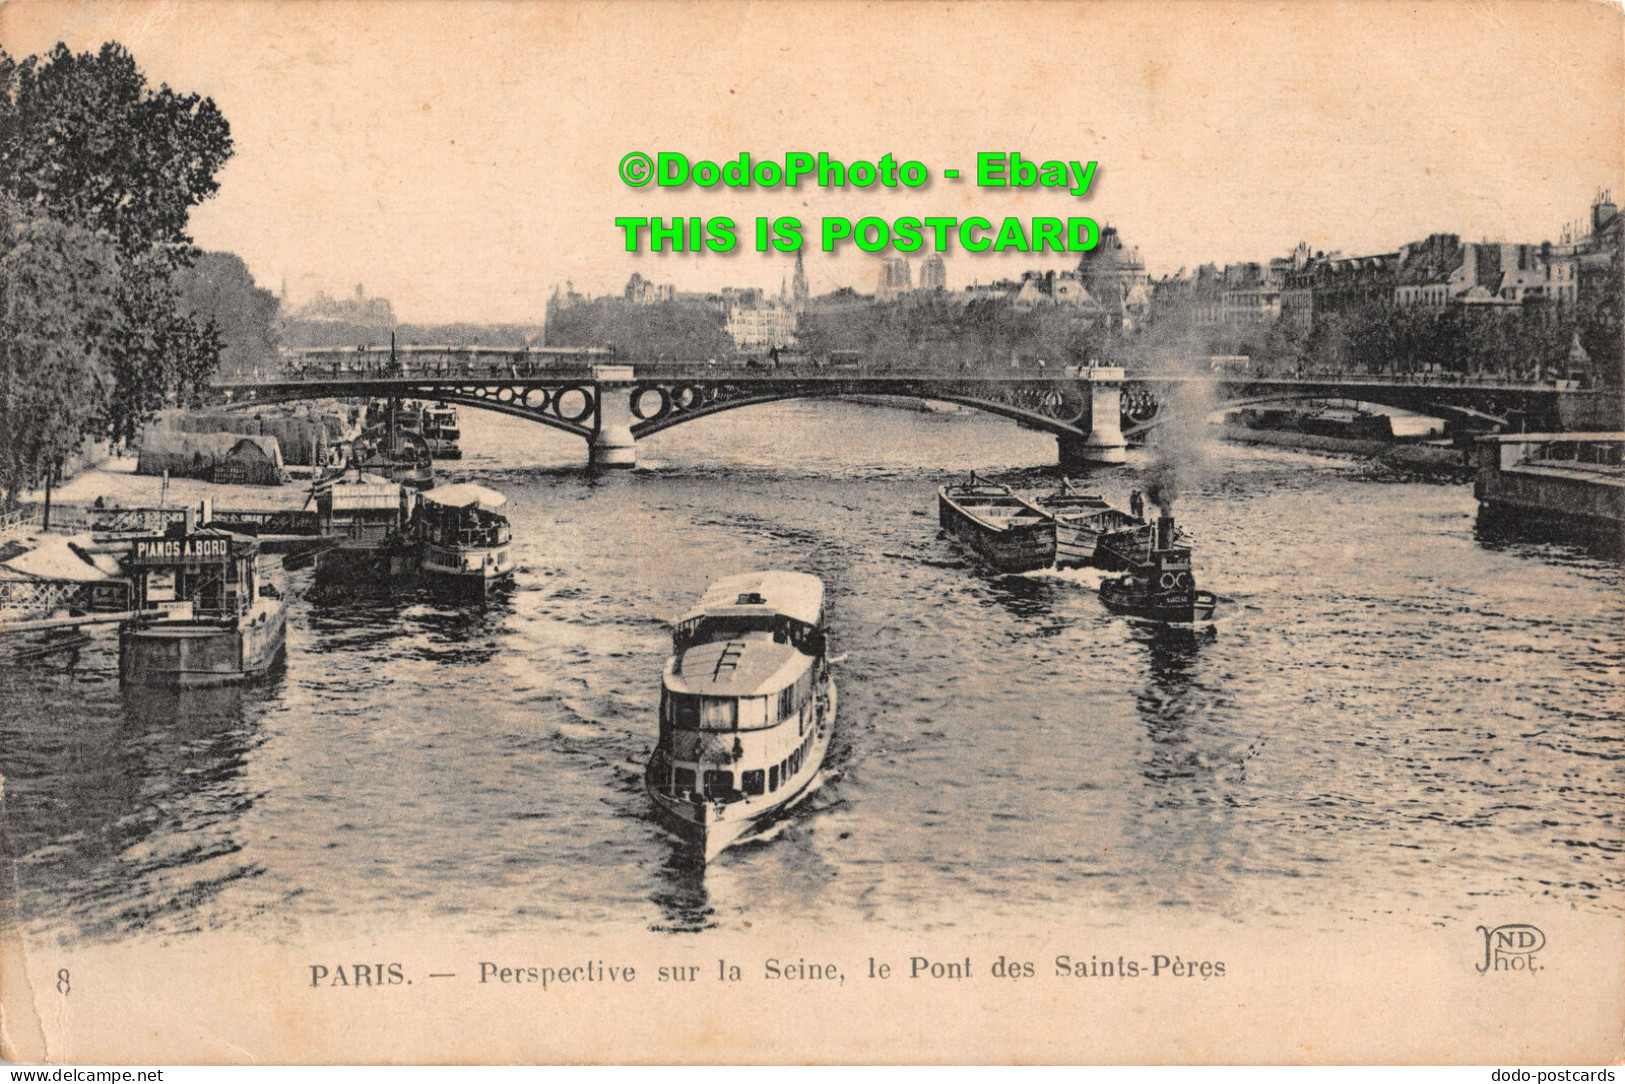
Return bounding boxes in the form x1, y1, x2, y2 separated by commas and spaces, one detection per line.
219, 384, 599, 440
1119, 387, 1505, 441
627, 383, 1090, 441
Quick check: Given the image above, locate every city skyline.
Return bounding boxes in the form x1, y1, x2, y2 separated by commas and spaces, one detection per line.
3, 0, 1619, 323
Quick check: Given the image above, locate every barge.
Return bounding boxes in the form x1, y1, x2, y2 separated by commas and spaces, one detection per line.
119, 526, 287, 686
645, 571, 837, 861
938, 475, 1056, 574
1027, 479, 1144, 569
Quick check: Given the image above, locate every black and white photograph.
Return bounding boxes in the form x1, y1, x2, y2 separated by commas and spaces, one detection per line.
0, 0, 1620, 1064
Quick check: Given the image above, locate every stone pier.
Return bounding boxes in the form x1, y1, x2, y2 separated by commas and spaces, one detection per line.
1057, 365, 1128, 468
588, 365, 638, 468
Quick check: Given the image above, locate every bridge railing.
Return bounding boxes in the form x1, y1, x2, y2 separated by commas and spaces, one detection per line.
214, 360, 1603, 393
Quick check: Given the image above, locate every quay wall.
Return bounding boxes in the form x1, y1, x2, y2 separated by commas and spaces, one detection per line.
1217, 423, 1393, 458
1476, 466, 1625, 529
1558, 389, 1625, 432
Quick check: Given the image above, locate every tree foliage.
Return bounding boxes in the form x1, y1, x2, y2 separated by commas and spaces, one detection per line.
0, 199, 119, 507
173, 251, 281, 380
0, 42, 234, 441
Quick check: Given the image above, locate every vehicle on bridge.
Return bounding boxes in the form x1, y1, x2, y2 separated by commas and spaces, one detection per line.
646, 571, 837, 862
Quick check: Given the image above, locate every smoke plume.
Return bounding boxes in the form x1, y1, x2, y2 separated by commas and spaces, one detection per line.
1142, 379, 1214, 515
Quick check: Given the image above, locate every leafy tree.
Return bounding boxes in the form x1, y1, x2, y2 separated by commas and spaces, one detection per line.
0, 42, 234, 438
0, 199, 119, 508
173, 251, 281, 380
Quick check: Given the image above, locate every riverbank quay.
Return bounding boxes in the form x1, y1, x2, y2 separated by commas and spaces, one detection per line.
1474, 431, 1625, 550
2, 463, 320, 628
1215, 423, 1470, 478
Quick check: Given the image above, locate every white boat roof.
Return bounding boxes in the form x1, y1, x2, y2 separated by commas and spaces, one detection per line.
679, 570, 824, 627
420, 483, 507, 511
664, 635, 809, 697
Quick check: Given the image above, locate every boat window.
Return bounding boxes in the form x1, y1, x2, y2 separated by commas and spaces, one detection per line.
674, 767, 696, 792
672, 693, 700, 730
698, 697, 737, 732
777, 685, 795, 721
702, 770, 734, 797
737, 697, 767, 729
768, 765, 779, 791
742, 770, 765, 796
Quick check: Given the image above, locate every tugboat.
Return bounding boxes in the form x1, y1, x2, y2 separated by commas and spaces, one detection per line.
412, 483, 514, 596
937, 474, 1056, 573
645, 571, 837, 861
1099, 512, 1217, 623
119, 524, 288, 686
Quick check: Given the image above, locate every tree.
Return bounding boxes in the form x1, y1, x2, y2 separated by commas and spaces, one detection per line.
173, 251, 281, 381
0, 42, 234, 438
0, 199, 120, 508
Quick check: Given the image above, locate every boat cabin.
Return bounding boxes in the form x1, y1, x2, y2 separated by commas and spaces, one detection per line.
415, 483, 511, 550
316, 472, 413, 543
657, 571, 828, 803
125, 526, 269, 621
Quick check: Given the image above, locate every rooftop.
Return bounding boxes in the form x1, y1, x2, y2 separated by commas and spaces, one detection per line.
664, 634, 809, 698
679, 570, 824, 628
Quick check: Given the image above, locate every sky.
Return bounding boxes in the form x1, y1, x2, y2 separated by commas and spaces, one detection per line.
4, 0, 1622, 323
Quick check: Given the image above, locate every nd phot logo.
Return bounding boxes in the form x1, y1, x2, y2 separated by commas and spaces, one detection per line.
1476, 923, 1545, 974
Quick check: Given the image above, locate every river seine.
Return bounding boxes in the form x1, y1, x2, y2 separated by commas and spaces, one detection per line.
2, 402, 1619, 943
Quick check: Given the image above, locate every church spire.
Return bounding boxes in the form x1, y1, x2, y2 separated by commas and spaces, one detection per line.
792, 248, 809, 307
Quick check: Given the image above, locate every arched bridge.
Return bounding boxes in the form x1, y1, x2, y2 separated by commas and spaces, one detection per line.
212, 348, 1618, 469
213, 357, 1136, 469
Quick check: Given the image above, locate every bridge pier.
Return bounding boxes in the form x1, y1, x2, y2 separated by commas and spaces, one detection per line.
588, 365, 638, 468
1058, 366, 1128, 468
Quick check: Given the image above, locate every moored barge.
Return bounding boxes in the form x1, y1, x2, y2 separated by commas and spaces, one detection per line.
645, 571, 837, 861
119, 526, 287, 686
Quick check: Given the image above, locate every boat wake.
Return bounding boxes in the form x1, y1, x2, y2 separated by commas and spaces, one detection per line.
1024, 565, 1112, 589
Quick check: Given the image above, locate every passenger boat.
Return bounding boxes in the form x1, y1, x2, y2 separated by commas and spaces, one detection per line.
412, 483, 514, 596
421, 403, 463, 460
937, 474, 1056, 574
645, 571, 837, 861
1028, 478, 1144, 568
351, 428, 434, 491
118, 526, 288, 686
1098, 513, 1217, 623
312, 471, 417, 585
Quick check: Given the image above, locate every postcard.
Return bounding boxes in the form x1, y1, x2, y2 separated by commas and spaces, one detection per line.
0, 0, 1620, 1064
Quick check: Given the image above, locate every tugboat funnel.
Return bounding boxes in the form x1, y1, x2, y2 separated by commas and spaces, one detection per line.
1157, 513, 1176, 550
